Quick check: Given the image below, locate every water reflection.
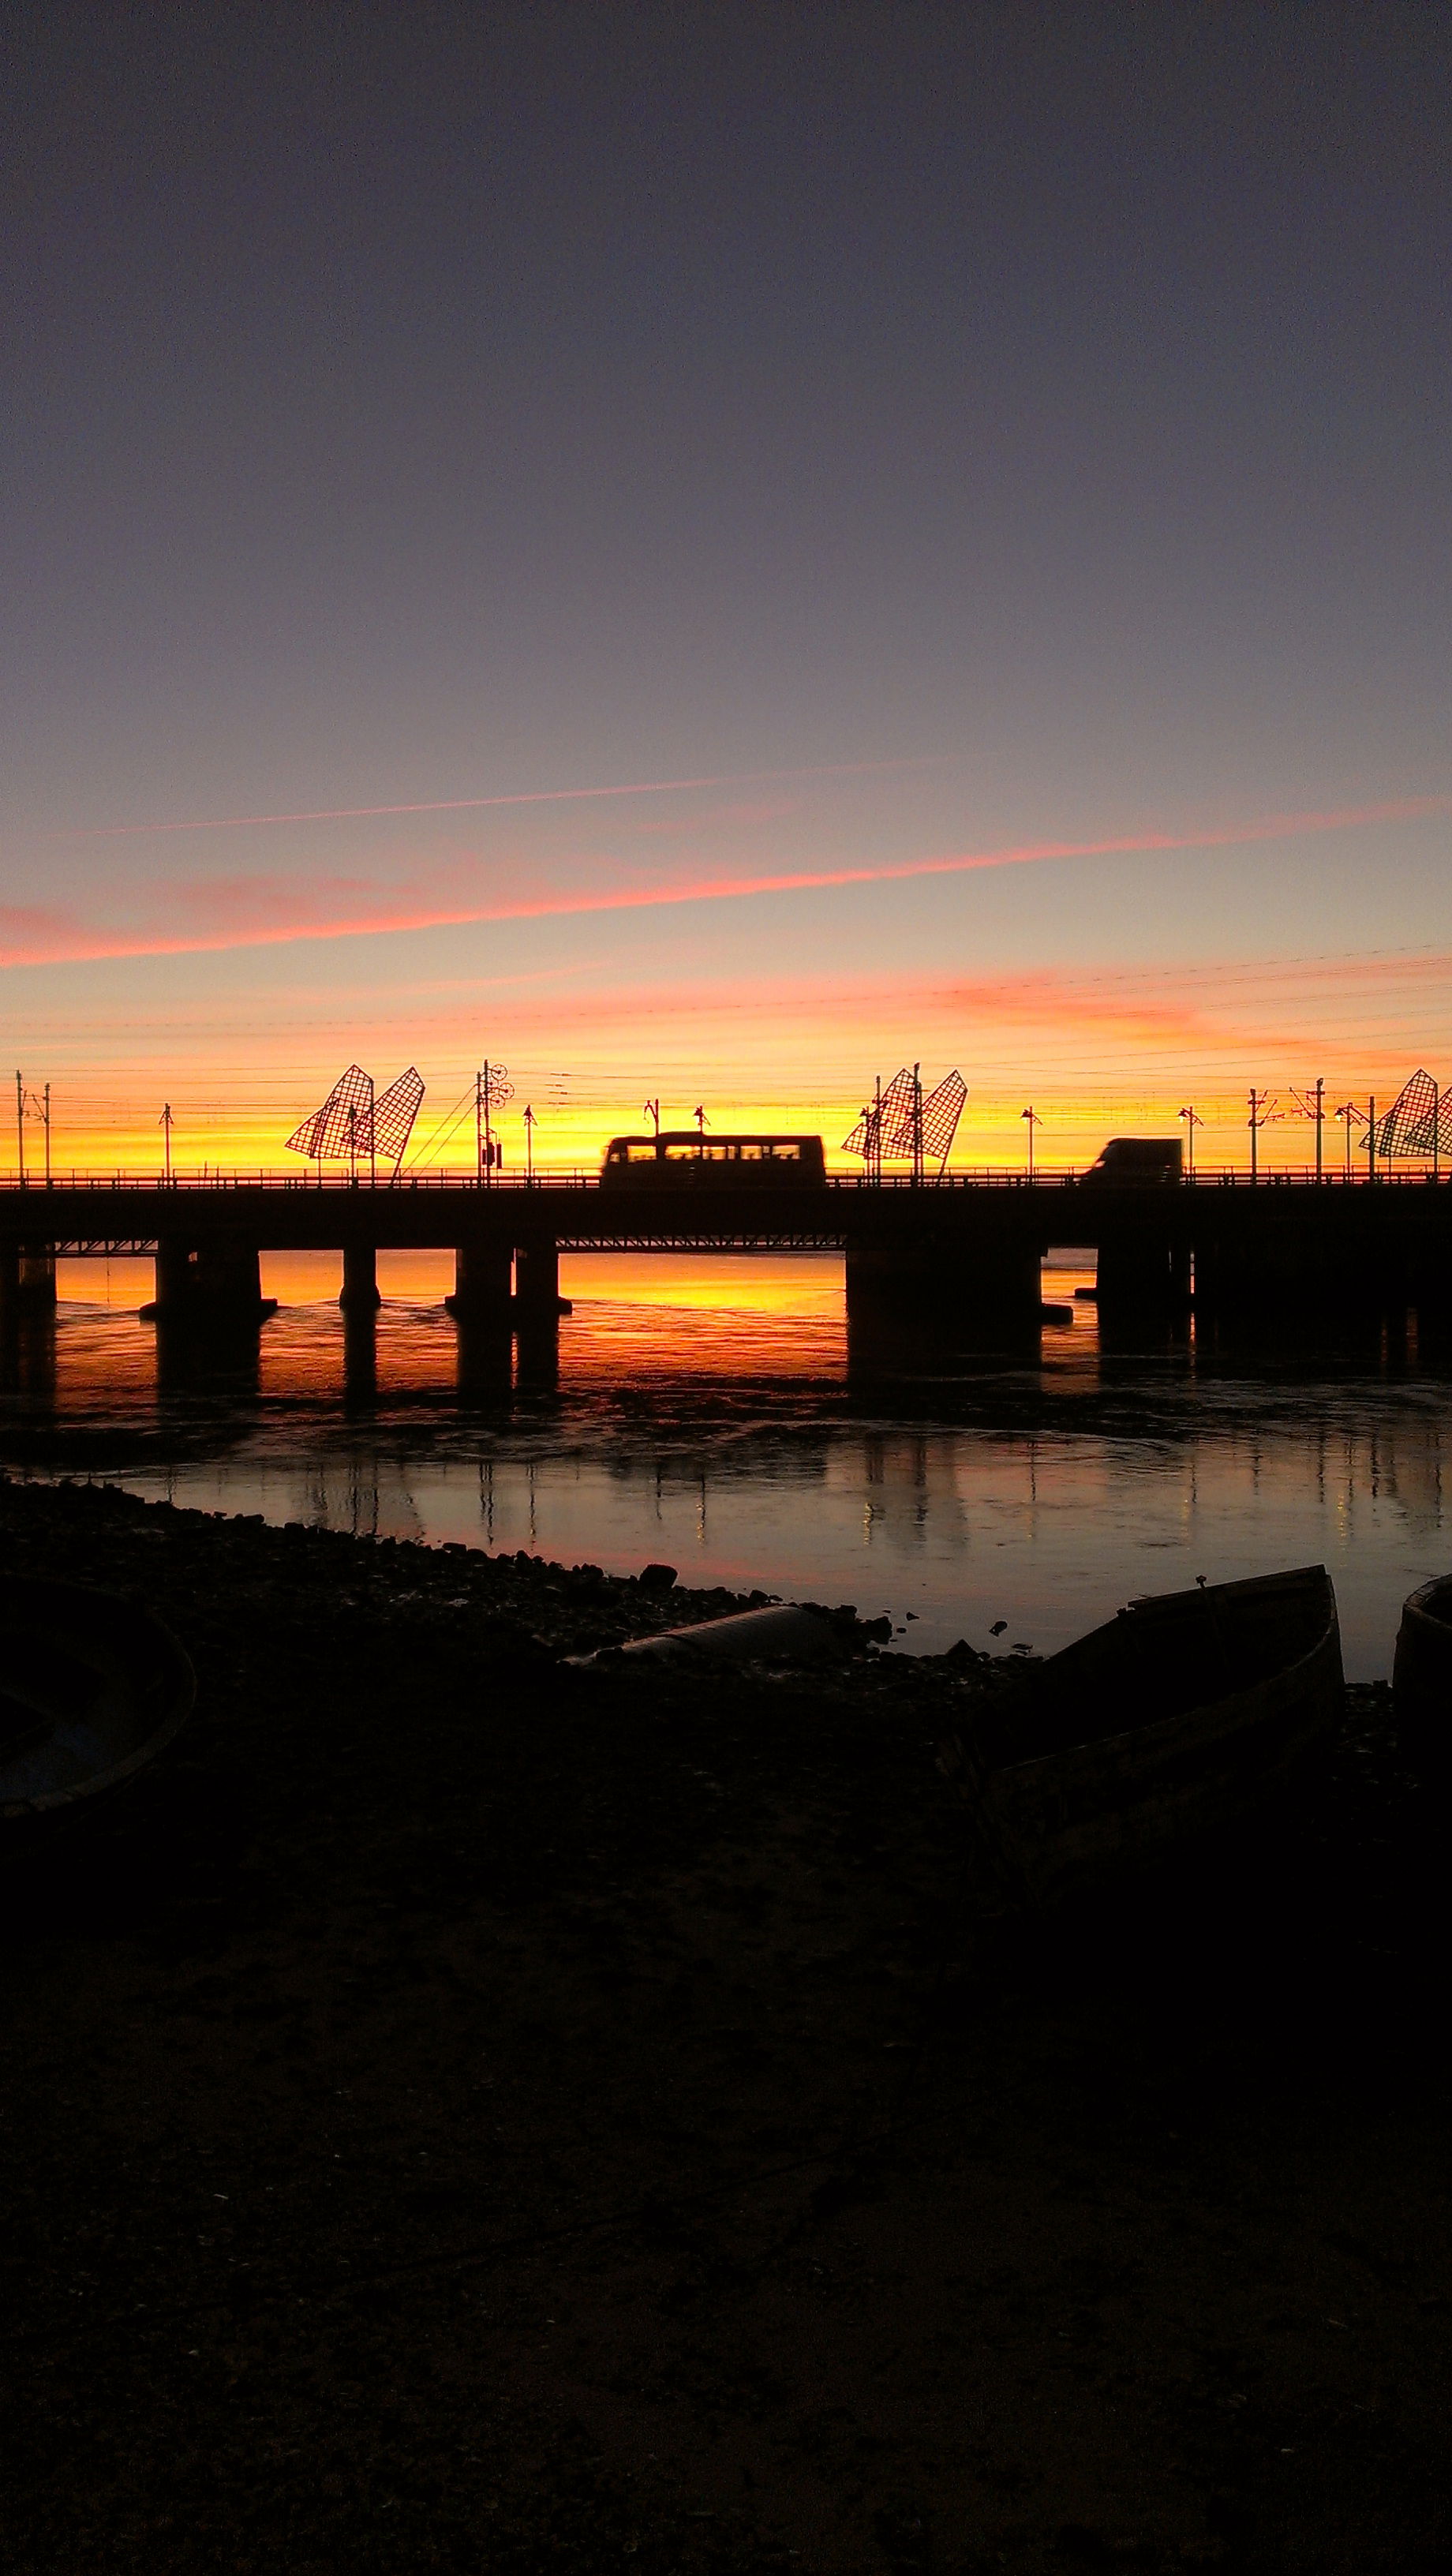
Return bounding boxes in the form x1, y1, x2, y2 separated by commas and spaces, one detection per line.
4, 1252, 1452, 1679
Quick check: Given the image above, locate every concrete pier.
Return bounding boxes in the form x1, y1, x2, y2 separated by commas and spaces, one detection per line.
0, 1243, 58, 1320
143, 1236, 277, 1324
514, 1239, 571, 1321
446, 1237, 513, 1327
339, 1241, 381, 1312
1095, 1226, 1189, 1316
846, 1235, 1042, 1358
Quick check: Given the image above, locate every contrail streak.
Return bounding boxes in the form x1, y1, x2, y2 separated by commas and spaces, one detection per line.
61, 754, 942, 838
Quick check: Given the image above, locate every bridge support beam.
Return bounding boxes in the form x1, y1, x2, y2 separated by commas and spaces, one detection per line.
142, 1236, 277, 1325
1095, 1229, 1188, 1315
846, 1237, 1042, 1361
19, 1249, 56, 1308
339, 1241, 381, 1312
0, 1242, 57, 1320
514, 1240, 571, 1322
446, 1237, 513, 1328
1, 1241, 57, 1312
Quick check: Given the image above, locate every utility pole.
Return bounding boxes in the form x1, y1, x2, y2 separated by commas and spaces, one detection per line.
1020, 1105, 1039, 1180
43, 1083, 51, 1185
1247, 1088, 1277, 1184
15, 1070, 23, 1185
1178, 1105, 1201, 1178
159, 1103, 174, 1184
475, 1061, 512, 1180
1304, 1076, 1325, 1180
911, 1064, 924, 1185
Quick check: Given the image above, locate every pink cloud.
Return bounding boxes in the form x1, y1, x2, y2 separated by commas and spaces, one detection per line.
3, 792, 1448, 970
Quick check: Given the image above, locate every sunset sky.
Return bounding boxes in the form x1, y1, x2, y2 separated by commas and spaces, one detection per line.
3, 7, 1449, 1174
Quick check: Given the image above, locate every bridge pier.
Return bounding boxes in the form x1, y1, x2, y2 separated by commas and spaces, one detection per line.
846, 1237, 1042, 1361
514, 1239, 571, 1322
142, 1235, 277, 1325
339, 1241, 381, 1312
446, 1237, 513, 1329
1095, 1227, 1189, 1315
0, 1242, 57, 1323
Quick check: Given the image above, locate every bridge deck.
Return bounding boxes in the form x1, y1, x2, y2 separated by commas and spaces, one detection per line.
1, 1173, 1446, 1259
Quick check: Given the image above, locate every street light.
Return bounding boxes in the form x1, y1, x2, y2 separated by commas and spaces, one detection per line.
1177, 1105, 1202, 1178
1020, 1106, 1040, 1179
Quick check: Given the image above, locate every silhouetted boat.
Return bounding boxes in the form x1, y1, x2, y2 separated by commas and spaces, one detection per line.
1393, 1574, 1452, 1775
952, 1566, 1342, 1908
0, 1575, 194, 1820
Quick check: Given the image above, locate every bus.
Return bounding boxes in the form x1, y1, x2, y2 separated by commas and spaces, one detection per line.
600, 1133, 827, 1187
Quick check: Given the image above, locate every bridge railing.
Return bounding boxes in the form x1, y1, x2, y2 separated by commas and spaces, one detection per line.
0, 1166, 1446, 1193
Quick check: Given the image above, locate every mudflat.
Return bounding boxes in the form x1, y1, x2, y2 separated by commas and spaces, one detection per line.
1, 1474, 1446, 2574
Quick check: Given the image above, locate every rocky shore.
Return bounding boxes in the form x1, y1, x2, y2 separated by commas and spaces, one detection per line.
2, 1473, 1446, 2574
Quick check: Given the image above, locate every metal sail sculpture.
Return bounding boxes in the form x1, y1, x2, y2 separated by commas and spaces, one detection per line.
1374, 1069, 1450, 1161
286, 1064, 425, 1178
843, 1065, 967, 1178
369, 1066, 426, 1170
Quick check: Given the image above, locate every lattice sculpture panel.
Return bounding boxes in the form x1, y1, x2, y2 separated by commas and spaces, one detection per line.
1375, 1069, 1443, 1159
369, 1066, 425, 1167
843, 1066, 967, 1168
915, 1069, 967, 1164
841, 1099, 885, 1159
286, 1064, 376, 1162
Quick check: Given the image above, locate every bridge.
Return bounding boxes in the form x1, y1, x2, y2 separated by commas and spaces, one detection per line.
2, 1171, 1450, 1360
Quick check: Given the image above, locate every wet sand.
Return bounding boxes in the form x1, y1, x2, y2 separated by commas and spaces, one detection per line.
2, 1475, 1447, 2573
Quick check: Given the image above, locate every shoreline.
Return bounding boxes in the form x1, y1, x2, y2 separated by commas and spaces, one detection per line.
2, 1473, 1443, 2573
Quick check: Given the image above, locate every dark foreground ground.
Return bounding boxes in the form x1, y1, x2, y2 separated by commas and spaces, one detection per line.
1, 1474, 1448, 2575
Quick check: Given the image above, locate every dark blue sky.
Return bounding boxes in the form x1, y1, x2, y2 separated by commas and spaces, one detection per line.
2, 6, 1449, 1160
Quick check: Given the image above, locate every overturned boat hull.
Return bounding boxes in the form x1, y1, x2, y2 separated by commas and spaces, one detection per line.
971, 1565, 1343, 1908
1393, 1574, 1452, 1777
1, 1574, 195, 1820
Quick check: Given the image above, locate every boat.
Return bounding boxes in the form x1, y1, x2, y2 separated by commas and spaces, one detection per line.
1, 1574, 195, 1821
1393, 1574, 1452, 1775
949, 1565, 1342, 1908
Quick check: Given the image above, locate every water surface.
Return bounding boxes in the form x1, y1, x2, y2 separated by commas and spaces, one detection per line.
2, 1249, 1447, 1676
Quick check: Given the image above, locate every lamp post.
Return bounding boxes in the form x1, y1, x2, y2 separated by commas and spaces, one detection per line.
643, 1097, 661, 1137
1020, 1106, 1039, 1179
523, 1103, 536, 1182
159, 1103, 174, 1185
1178, 1105, 1202, 1178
